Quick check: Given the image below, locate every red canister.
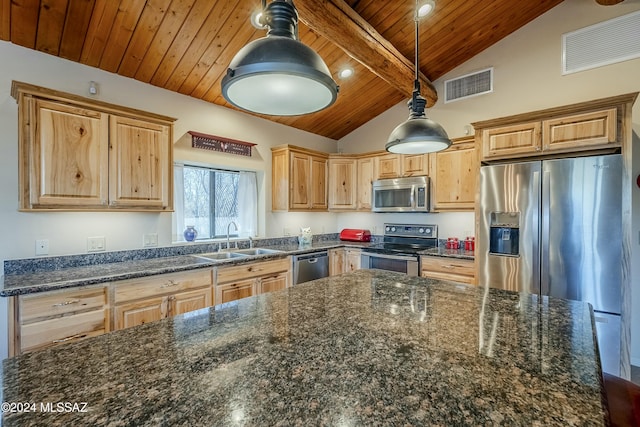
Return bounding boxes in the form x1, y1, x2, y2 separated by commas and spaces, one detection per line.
464, 236, 475, 251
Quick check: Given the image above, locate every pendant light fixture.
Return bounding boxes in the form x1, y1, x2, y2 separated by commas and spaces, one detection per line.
222, 0, 339, 116
385, 0, 451, 154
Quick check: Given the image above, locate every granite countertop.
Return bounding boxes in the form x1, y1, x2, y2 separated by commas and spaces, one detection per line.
0, 241, 372, 297
419, 246, 475, 260
1, 270, 606, 426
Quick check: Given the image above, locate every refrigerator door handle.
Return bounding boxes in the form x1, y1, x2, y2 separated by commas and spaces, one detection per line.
540, 169, 550, 297
530, 170, 541, 294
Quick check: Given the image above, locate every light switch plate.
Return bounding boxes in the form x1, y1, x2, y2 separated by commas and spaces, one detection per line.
143, 233, 158, 247
87, 236, 106, 252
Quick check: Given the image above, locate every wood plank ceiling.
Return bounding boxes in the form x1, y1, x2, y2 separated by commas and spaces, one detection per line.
1, 0, 567, 140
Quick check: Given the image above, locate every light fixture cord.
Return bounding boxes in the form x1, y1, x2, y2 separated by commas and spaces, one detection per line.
410, 0, 426, 117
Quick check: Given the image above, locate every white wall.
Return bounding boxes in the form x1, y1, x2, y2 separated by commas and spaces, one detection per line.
338, 0, 640, 363
0, 41, 340, 266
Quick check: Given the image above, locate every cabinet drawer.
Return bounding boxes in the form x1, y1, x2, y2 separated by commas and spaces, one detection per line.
216, 258, 290, 284
20, 287, 107, 324
21, 309, 106, 353
421, 257, 475, 285
114, 269, 212, 303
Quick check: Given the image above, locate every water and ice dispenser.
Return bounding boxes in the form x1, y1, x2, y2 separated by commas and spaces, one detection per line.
489, 212, 520, 256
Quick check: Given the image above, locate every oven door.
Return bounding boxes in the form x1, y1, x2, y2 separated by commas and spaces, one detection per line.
361, 252, 419, 276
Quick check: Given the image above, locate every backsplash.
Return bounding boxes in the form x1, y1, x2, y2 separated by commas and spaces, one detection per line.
4, 233, 343, 275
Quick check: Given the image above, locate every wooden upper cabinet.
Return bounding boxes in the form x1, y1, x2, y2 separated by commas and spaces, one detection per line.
109, 116, 171, 209
542, 108, 616, 152
12, 81, 175, 211
430, 137, 478, 211
271, 145, 328, 211
356, 156, 375, 210
475, 95, 630, 162
328, 157, 357, 210
376, 153, 401, 179
481, 121, 541, 160
401, 154, 430, 176
28, 98, 110, 208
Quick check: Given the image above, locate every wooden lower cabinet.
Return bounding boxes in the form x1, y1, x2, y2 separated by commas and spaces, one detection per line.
257, 272, 288, 294
215, 258, 291, 304
113, 269, 213, 330
329, 248, 361, 275
216, 278, 256, 304
420, 256, 476, 285
12, 286, 109, 355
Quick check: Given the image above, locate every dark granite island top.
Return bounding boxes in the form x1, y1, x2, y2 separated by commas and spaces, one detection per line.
1, 270, 606, 426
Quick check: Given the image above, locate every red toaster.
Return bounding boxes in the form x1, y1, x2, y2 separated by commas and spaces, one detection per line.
339, 229, 372, 242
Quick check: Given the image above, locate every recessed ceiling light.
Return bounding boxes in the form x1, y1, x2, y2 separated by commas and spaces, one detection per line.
417, 0, 435, 18
338, 67, 354, 79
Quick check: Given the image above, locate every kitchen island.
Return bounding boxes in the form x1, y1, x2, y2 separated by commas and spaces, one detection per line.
1, 270, 607, 426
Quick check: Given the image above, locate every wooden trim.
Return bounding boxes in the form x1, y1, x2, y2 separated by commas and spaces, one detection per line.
8, 296, 18, 357
271, 144, 330, 159
471, 93, 638, 129
11, 81, 176, 124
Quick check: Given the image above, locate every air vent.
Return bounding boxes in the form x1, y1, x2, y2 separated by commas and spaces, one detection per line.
444, 68, 493, 103
563, 10, 640, 75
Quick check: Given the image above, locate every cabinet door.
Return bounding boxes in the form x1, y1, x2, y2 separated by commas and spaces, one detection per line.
329, 248, 345, 276
109, 115, 171, 209
290, 152, 310, 209
356, 157, 375, 210
542, 108, 617, 153
29, 98, 109, 208
271, 149, 289, 211
328, 158, 356, 210
115, 296, 169, 330
345, 249, 361, 272
20, 310, 106, 353
216, 278, 255, 304
481, 121, 541, 160
257, 273, 289, 294
170, 288, 212, 316
420, 256, 476, 285
310, 156, 328, 210
376, 154, 401, 179
431, 139, 477, 211
402, 154, 429, 176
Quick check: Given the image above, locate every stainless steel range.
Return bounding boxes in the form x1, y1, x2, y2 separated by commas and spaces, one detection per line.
361, 223, 438, 276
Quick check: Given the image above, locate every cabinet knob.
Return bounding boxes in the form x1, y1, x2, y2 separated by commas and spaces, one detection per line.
161, 280, 179, 288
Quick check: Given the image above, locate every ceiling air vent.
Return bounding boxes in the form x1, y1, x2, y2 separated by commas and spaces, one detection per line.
444, 68, 493, 103
563, 10, 640, 75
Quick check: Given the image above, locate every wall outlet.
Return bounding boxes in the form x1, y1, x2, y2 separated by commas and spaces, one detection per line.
87, 236, 106, 252
35, 239, 49, 256
143, 233, 158, 247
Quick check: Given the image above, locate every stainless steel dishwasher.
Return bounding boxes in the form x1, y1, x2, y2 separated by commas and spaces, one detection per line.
292, 251, 329, 285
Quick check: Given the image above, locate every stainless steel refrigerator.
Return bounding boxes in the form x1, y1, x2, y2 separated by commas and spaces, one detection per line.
478, 154, 622, 375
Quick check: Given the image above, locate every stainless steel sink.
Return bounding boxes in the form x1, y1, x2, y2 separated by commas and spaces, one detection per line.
231, 248, 284, 255
193, 252, 250, 260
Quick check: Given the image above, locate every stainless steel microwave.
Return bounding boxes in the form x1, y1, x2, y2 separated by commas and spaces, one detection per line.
372, 176, 431, 212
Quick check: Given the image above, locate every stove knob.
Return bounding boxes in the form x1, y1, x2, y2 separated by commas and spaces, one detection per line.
385, 226, 391, 232
418, 228, 425, 234
390, 227, 396, 232
425, 228, 431, 235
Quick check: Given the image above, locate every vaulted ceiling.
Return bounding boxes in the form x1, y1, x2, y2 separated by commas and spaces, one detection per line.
2, 0, 590, 140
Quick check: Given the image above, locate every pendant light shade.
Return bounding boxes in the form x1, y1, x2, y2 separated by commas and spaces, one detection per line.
386, 1, 451, 154
222, 1, 339, 116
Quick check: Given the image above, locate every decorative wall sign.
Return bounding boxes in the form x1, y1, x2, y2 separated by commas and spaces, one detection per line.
188, 131, 256, 157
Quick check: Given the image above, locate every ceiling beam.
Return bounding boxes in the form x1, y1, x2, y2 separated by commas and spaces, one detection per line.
595, 0, 625, 4
295, 0, 439, 107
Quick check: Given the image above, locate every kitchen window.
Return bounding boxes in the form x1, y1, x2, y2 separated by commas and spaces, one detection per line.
173, 164, 257, 241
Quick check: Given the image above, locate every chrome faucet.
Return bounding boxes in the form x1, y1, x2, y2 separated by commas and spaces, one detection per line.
248, 236, 254, 248
226, 221, 239, 250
